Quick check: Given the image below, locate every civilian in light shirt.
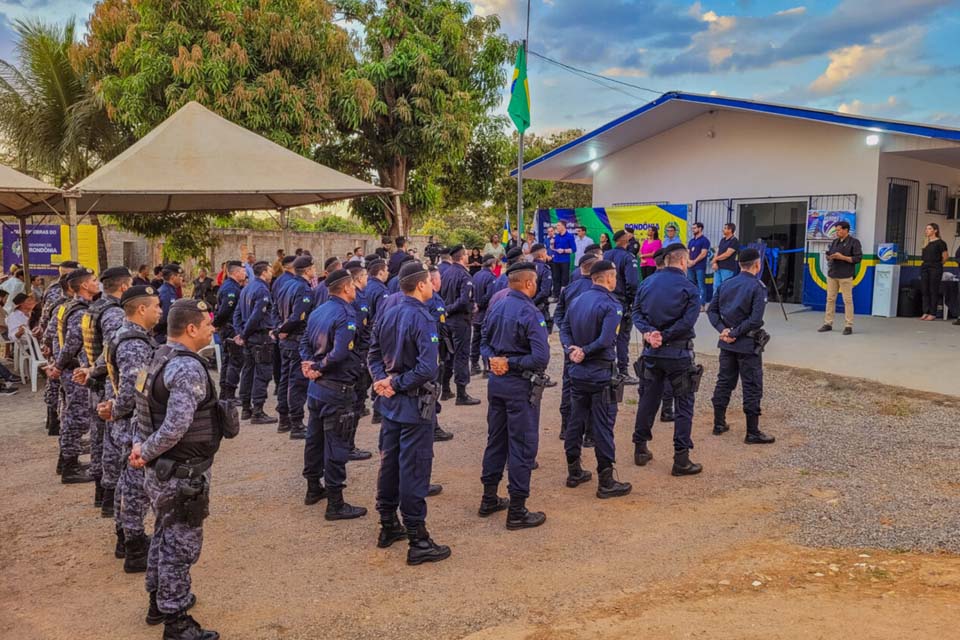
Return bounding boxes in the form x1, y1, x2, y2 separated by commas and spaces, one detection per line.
573, 225, 595, 266
7, 293, 35, 341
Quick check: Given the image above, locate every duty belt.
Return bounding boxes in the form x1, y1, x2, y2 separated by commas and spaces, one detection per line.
660, 340, 694, 350
315, 379, 355, 394
150, 455, 213, 479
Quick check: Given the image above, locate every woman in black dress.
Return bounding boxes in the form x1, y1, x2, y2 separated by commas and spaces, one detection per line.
467, 248, 483, 275
599, 232, 612, 253
920, 222, 948, 320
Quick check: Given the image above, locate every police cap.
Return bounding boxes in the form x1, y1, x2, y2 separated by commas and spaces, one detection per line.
438, 247, 451, 256
281, 255, 297, 266
364, 253, 381, 264
344, 260, 364, 271
99, 266, 131, 281
589, 260, 616, 276
120, 285, 159, 306
325, 268, 352, 289
323, 256, 341, 270
65, 267, 95, 286
399, 253, 416, 265
161, 263, 183, 276
482, 253, 497, 266
505, 248, 524, 263
171, 297, 210, 313
663, 243, 687, 257
585, 243, 601, 253
738, 248, 760, 264
59, 260, 80, 269
613, 230, 627, 241
653, 247, 666, 261
292, 255, 314, 269
449, 244, 465, 256
529, 243, 545, 253
578, 253, 599, 267
506, 262, 536, 276
399, 260, 428, 282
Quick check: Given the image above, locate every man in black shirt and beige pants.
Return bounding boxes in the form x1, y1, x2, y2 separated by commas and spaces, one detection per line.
818, 221, 862, 335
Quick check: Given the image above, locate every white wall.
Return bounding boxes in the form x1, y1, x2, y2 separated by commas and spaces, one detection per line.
592, 109, 883, 249
875, 153, 960, 257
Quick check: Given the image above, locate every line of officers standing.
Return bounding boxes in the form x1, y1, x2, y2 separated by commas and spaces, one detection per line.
34, 232, 776, 639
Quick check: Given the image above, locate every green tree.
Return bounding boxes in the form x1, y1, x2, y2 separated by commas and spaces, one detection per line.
325, 0, 511, 236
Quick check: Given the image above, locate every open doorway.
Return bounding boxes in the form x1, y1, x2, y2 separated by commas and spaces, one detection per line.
738, 201, 807, 303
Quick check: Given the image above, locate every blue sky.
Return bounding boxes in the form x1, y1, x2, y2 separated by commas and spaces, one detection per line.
2, 0, 959, 135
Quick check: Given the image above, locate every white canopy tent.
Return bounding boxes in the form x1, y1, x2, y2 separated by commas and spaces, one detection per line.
23, 101, 395, 258
0, 163, 62, 284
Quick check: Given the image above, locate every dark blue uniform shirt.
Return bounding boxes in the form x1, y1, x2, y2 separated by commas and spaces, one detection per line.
365, 278, 389, 323
472, 268, 497, 324
481, 289, 550, 374
276, 275, 315, 347
707, 271, 767, 354
235, 278, 273, 338
560, 284, 622, 381
603, 246, 639, 307
632, 267, 700, 359
532, 260, 552, 308
301, 297, 362, 399
313, 278, 330, 307
351, 288, 371, 355
386, 276, 400, 295
157, 282, 178, 339
553, 274, 594, 336
213, 278, 242, 332
439, 263, 473, 320
368, 296, 441, 424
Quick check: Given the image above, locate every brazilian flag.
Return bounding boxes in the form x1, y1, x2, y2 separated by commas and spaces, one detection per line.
508, 46, 531, 133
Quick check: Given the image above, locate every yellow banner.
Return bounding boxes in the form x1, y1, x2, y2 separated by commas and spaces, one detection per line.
606, 205, 688, 240
50, 225, 99, 272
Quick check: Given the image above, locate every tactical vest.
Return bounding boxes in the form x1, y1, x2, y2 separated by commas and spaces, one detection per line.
135, 345, 222, 463
105, 325, 154, 404
82, 298, 121, 365
57, 298, 89, 367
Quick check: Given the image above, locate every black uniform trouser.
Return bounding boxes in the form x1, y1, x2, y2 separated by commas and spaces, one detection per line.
633, 356, 694, 451
303, 397, 351, 490
239, 333, 272, 407
481, 376, 539, 498
566, 378, 617, 472
278, 343, 308, 423
470, 322, 483, 366
272, 340, 282, 391
711, 350, 763, 420
218, 329, 243, 398
376, 417, 434, 527
921, 264, 943, 317
550, 261, 570, 298
615, 312, 633, 376
442, 318, 471, 387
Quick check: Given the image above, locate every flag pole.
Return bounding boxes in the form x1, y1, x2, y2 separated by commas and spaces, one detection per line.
517, 79, 525, 238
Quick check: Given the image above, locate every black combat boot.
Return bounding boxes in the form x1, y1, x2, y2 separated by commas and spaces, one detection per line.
406, 523, 451, 566
124, 532, 149, 573
377, 514, 407, 549
427, 484, 443, 497
455, 384, 480, 406
304, 478, 327, 505
276, 414, 291, 433
713, 407, 730, 435
56, 452, 63, 476
94, 477, 104, 507
634, 441, 653, 466
505, 496, 546, 530
477, 484, 509, 517
147, 592, 197, 626
433, 425, 454, 442
46, 406, 61, 436
597, 467, 632, 499
162, 610, 217, 639
671, 449, 703, 476
249, 406, 278, 425
100, 487, 115, 518
347, 447, 373, 461
470, 362, 482, 375
565, 458, 592, 488
114, 525, 126, 559
61, 456, 94, 484
440, 385, 454, 401
744, 414, 776, 444
659, 400, 675, 422
288, 421, 306, 440
324, 488, 367, 521
582, 432, 595, 448
240, 404, 252, 420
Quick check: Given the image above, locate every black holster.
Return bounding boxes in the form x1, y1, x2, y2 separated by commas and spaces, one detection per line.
522, 371, 548, 406
747, 328, 771, 354
253, 341, 273, 365
177, 477, 210, 527
417, 382, 440, 421
670, 363, 704, 396
323, 408, 358, 442
603, 376, 626, 404
217, 400, 240, 439
632, 357, 644, 380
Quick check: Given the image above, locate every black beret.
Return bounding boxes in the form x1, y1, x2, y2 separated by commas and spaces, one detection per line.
171, 297, 210, 313
366, 258, 385, 271
438, 247, 451, 256
65, 267, 95, 285
120, 285, 159, 306
589, 260, 616, 276
293, 256, 314, 269
59, 260, 80, 269
613, 230, 627, 241
325, 268, 352, 289
739, 247, 761, 263
578, 253, 599, 266
323, 256, 341, 270
399, 260, 429, 282
344, 260, 364, 271
585, 244, 601, 253
506, 262, 536, 275
664, 243, 687, 256
449, 244, 465, 255
653, 247, 666, 261
161, 263, 183, 276
399, 253, 416, 265
281, 255, 297, 266
12, 292, 29, 306
505, 248, 524, 262
225, 260, 243, 269
99, 266, 131, 281
364, 253, 381, 263
530, 243, 545, 253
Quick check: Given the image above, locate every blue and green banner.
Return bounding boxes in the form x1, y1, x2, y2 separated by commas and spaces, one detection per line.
534, 205, 688, 246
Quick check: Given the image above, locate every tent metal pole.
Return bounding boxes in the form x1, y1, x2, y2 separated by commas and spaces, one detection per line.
17, 214, 31, 288
65, 194, 80, 261
279, 208, 289, 254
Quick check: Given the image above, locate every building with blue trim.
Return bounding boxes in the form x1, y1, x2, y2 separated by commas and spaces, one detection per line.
517, 92, 960, 315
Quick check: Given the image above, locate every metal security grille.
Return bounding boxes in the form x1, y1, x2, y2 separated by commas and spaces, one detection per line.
693, 198, 733, 247
886, 178, 919, 257
611, 201, 669, 206
809, 194, 858, 213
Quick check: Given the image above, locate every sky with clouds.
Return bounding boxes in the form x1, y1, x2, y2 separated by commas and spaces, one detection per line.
2, 0, 959, 136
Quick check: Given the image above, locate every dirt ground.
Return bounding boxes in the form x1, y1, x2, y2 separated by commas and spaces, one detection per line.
1, 342, 959, 640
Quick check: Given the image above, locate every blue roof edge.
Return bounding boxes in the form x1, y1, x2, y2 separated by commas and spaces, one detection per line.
511, 92, 960, 177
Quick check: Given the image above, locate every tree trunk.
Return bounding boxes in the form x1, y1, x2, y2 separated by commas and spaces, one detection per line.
381, 155, 410, 237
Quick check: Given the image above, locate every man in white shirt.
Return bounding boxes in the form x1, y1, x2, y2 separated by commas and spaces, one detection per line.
573, 225, 595, 267
6, 293, 35, 341
1, 269, 25, 313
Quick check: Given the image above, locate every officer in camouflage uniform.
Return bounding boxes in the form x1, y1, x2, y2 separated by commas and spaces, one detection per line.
76, 267, 132, 518
99, 285, 160, 573
40, 261, 79, 438
130, 298, 236, 640
49, 268, 100, 485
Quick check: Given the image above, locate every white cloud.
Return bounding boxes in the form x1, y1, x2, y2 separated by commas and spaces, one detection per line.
809, 26, 925, 94
471, 0, 519, 21
600, 66, 649, 78
837, 96, 907, 116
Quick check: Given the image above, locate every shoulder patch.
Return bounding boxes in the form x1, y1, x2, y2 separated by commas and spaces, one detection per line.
346, 322, 356, 331
430, 333, 439, 343
227, 293, 235, 298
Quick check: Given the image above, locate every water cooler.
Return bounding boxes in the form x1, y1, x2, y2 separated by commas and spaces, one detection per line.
872, 243, 899, 317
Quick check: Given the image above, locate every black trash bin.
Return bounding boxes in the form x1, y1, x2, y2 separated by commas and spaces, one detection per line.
897, 286, 922, 317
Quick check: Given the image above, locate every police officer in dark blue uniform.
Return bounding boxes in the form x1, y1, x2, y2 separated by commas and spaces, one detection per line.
213, 262, 246, 401
155, 264, 183, 344
470, 254, 497, 376
479, 261, 550, 529
569, 244, 603, 283
275, 255, 316, 440
345, 260, 374, 460
555, 253, 600, 443
368, 261, 451, 565
439, 244, 479, 406
488, 247, 523, 300
707, 247, 776, 444
529, 244, 554, 333
299, 269, 367, 518
234, 261, 277, 424
387, 253, 416, 294
560, 260, 632, 499
271, 256, 296, 390
632, 243, 703, 476
427, 267, 455, 443
365, 257, 390, 424
604, 230, 640, 384
313, 257, 341, 307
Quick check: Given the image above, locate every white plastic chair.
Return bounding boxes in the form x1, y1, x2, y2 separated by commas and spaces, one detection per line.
21, 333, 47, 392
